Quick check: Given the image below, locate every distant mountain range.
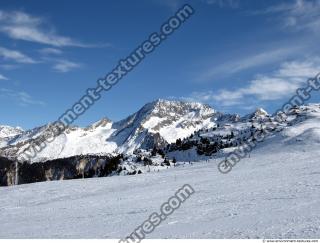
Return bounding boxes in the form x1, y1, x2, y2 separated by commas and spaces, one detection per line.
0, 100, 222, 162
1, 99, 320, 186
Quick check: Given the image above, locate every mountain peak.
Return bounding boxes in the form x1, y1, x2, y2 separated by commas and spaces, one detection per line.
86, 117, 112, 130
0, 125, 24, 138
254, 108, 268, 117
143, 99, 215, 116
152, 98, 210, 108
243, 108, 269, 120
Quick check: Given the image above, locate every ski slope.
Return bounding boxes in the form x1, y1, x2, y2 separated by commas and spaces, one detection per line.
1, 122, 320, 239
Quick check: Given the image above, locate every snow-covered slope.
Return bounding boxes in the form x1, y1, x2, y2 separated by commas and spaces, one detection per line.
164, 104, 320, 162
1, 112, 320, 238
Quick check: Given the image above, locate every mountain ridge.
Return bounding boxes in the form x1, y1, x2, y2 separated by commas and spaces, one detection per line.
1, 101, 320, 186
1, 99, 314, 164
0, 99, 222, 162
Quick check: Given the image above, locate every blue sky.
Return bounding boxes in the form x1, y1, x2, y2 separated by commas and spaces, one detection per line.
1, 0, 320, 129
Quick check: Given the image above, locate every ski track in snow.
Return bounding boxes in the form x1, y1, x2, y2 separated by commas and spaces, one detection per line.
0, 136, 320, 239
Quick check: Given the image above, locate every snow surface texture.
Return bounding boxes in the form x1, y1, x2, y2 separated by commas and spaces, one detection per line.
1, 112, 320, 238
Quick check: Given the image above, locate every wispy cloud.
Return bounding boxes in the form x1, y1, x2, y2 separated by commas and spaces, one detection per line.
199, 45, 303, 81
0, 64, 20, 70
204, 0, 239, 8
0, 46, 36, 64
39, 47, 63, 55
52, 59, 82, 73
188, 58, 320, 107
0, 88, 45, 106
0, 74, 8, 80
0, 10, 108, 48
255, 0, 320, 33
153, 0, 240, 10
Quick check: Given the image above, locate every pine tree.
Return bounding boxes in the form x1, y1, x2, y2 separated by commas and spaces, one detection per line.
163, 158, 170, 166
172, 157, 177, 165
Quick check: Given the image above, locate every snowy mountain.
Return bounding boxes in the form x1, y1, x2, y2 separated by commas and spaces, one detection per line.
241, 107, 269, 121
166, 104, 320, 161
1, 102, 320, 187
1, 100, 320, 166
0, 125, 24, 148
112, 99, 217, 153
0, 100, 220, 162
0, 125, 23, 138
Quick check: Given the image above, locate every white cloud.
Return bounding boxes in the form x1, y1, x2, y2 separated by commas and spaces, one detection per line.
0, 10, 107, 47
39, 48, 63, 55
257, 0, 320, 33
0, 46, 36, 64
199, 46, 303, 81
0, 88, 45, 106
52, 59, 82, 73
204, 0, 239, 8
0, 74, 8, 80
189, 58, 320, 107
